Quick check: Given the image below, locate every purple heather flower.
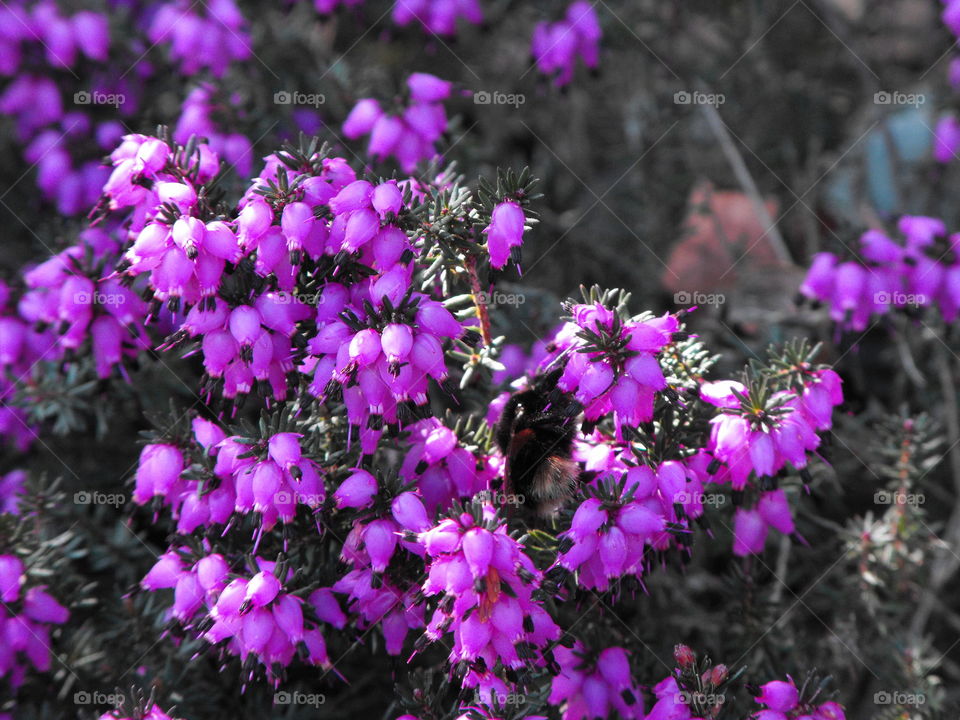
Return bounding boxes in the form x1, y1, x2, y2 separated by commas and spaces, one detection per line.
732, 508, 768, 556
333, 469, 378, 508
756, 679, 800, 713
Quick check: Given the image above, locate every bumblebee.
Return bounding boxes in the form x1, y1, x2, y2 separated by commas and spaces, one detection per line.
494, 367, 582, 518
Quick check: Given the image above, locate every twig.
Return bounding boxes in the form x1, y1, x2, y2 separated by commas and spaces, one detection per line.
699, 102, 794, 267
464, 254, 492, 346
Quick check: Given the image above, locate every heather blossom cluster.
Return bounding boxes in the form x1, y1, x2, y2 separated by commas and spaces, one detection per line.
133, 419, 326, 537
531, 2, 602, 87
541, 301, 676, 436
0, 82, 849, 720
0, 0, 879, 718
549, 642, 644, 719
751, 677, 847, 720
392, 0, 483, 36
100, 707, 182, 720
399, 418, 495, 511
935, 0, 960, 159
0, 0, 252, 215
343, 73, 454, 172
140, 551, 337, 680
701, 362, 842, 555
799, 215, 959, 328
417, 503, 560, 693
174, 85, 255, 178
147, 0, 252, 77
0, 555, 70, 690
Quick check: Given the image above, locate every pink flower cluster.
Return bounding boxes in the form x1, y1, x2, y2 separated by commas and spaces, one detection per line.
343, 73, 452, 172
0, 555, 69, 690
133, 419, 325, 535
0, 3, 108, 72
16, 229, 152, 380
800, 217, 960, 328
147, 0, 252, 77
0, 281, 45, 453
418, 505, 560, 673
936, 0, 960, 159
543, 302, 676, 436
701, 369, 841, 556
174, 296, 309, 407
305, 275, 470, 448
100, 707, 181, 720
0, 470, 26, 514
399, 418, 494, 512
140, 552, 335, 678
332, 567, 423, 656
554, 479, 668, 590
703, 372, 840, 490
392, 0, 483, 36
0, 73, 122, 213
531, 2, 602, 87
174, 85, 255, 178
752, 677, 846, 720
550, 643, 644, 720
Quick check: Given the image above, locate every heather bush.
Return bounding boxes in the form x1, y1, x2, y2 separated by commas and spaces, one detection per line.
0, 2, 958, 720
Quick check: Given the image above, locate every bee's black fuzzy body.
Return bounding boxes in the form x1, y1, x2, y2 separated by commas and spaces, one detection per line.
494, 367, 583, 518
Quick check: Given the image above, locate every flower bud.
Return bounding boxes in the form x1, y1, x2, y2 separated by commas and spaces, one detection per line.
673, 643, 696, 669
